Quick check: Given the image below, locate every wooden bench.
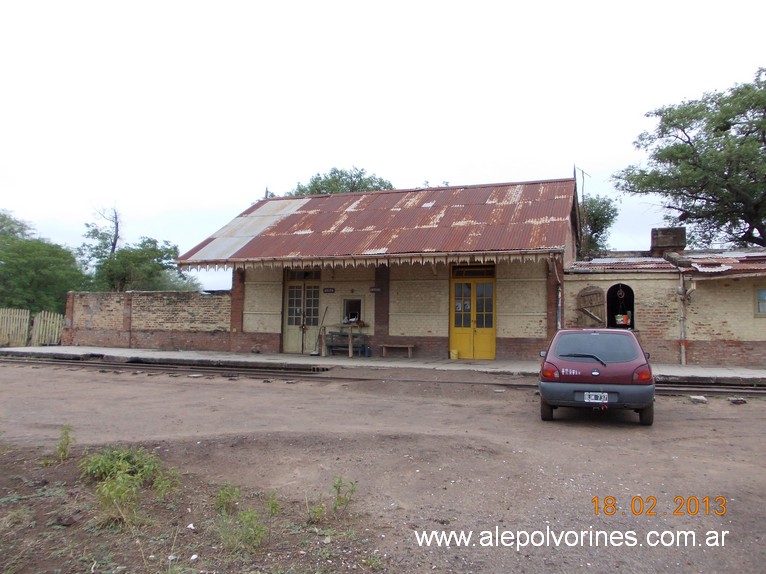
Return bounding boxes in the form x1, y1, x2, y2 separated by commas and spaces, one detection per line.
380, 343, 415, 358
326, 331, 366, 357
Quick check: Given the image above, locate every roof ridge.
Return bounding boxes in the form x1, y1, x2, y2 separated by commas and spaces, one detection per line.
258, 177, 577, 201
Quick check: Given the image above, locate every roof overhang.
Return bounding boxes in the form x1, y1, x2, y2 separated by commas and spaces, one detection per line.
682, 270, 766, 281
178, 249, 562, 272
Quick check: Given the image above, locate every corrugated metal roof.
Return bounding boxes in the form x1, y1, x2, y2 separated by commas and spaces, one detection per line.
567, 257, 677, 273
682, 250, 766, 278
178, 179, 577, 269
566, 249, 766, 277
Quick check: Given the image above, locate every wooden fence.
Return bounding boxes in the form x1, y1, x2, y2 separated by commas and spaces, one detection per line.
0, 308, 64, 347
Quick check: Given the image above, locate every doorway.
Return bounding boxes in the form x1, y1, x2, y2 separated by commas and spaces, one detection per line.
449, 266, 496, 359
606, 283, 634, 328
283, 269, 321, 354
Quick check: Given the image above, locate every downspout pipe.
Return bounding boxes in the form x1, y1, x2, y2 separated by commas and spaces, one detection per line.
678, 272, 687, 365
552, 254, 562, 330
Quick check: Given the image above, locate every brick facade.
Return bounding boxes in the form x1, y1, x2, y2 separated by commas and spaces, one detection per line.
63, 260, 555, 360
62, 263, 766, 366
683, 277, 766, 366
259, 260, 553, 360
563, 273, 681, 363
563, 272, 766, 367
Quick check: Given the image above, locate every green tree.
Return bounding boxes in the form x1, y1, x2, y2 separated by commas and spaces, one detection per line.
78, 209, 200, 292
0, 210, 34, 239
580, 195, 619, 259
288, 167, 394, 196
78, 207, 121, 270
613, 68, 766, 247
94, 238, 199, 292
0, 212, 86, 313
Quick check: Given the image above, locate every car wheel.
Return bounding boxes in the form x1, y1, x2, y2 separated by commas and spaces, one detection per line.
540, 399, 554, 421
639, 403, 654, 426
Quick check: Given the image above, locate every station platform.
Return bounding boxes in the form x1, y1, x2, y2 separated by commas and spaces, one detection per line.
2, 345, 765, 386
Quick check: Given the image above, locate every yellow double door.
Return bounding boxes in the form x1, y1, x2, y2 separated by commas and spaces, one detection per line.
450, 278, 496, 360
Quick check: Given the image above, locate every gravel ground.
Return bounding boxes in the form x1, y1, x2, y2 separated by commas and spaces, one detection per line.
0, 361, 764, 573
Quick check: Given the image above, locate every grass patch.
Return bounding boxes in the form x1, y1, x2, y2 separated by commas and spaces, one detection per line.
79, 445, 162, 483
214, 481, 241, 516
0, 442, 385, 573
79, 446, 177, 526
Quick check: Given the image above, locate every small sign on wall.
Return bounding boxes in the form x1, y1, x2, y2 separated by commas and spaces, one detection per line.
323, 288, 335, 293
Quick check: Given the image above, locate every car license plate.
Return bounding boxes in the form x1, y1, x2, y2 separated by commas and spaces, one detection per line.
584, 392, 608, 403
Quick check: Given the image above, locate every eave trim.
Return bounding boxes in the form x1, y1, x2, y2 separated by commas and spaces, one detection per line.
177, 249, 562, 271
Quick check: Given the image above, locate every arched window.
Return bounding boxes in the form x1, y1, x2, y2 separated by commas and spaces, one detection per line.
606, 283, 634, 329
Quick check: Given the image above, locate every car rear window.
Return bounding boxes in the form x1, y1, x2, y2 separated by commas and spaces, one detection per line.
552, 332, 639, 363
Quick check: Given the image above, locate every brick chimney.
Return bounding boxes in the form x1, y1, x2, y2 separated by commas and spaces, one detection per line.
650, 227, 686, 257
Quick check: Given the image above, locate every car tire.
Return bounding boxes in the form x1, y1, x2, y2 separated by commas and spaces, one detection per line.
639, 403, 654, 426
540, 399, 554, 421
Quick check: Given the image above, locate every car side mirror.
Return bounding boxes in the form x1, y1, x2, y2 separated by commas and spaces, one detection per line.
645, 352, 650, 359
539, 351, 547, 358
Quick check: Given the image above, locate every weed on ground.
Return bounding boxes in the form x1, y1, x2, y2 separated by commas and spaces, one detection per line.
0, 440, 385, 573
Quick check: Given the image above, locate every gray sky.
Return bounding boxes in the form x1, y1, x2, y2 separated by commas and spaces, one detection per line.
2, 1, 764, 289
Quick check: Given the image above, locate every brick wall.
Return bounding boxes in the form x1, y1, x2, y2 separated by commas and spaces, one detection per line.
564, 273, 681, 363
242, 268, 283, 333
61, 268, 766, 366
684, 277, 766, 365
563, 272, 766, 367
497, 261, 549, 339
389, 263, 449, 337
686, 278, 766, 340
63, 291, 232, 351
63, 292, 130, 347
130, 292, 230, 331
228, 260, 555, 360
497, 337, 549, 360
380, 261, 552, 360
314, 266, 376, 330
374, 266, 390, 337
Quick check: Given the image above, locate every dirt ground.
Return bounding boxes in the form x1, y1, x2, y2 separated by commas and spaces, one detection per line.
1, 360, 765, 574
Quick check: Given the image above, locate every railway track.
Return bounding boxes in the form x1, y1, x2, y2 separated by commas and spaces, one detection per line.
0, 356, 328, 379
1, 356, 764, 397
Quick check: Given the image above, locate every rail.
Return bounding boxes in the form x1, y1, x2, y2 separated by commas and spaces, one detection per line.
1, 356, 763, 396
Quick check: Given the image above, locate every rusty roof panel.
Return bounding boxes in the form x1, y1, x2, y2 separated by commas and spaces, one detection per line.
567, 257, 677, 273
567, 249, 766, 276
178, 178, 577, 266
684, 250, 766, 276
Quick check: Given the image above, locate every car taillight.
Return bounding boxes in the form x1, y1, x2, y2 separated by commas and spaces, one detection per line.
540, 362, 560, 381
632, 364, 653, 383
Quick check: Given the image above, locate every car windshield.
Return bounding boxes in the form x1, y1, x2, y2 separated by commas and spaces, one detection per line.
553, 332, 639, 363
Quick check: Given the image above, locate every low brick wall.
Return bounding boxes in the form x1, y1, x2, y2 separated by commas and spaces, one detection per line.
63, 291, 234, 351
685, 340, 766, 367
497, 337, 549, 361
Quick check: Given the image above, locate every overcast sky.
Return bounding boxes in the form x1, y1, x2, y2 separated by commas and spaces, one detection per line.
2, 1, 764, 289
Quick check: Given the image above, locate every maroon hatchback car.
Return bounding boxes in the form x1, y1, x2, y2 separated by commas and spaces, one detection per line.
538, 329, 655, 425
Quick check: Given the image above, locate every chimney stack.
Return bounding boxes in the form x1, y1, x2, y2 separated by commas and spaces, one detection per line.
650, 227, 686, 257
